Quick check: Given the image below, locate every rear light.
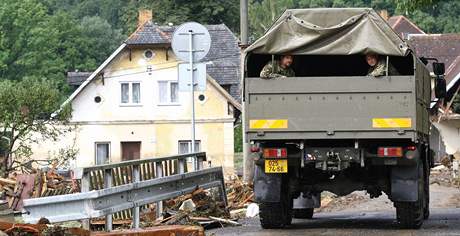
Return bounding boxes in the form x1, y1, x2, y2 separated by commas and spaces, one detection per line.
377, 147, 403, 157
405, 146, 417, 159
250, 146, 260, 153
263, 148, 287, 158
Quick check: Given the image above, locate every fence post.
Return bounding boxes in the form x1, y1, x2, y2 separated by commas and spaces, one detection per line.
178, 158, 185, 174
104, 169, 113, 231
155, 162, 163, 219
132, 164, 140, 229
196, 154, 204, 170
81, 172, 90, 230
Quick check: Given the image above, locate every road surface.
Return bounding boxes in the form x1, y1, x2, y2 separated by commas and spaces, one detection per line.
209, 184, 460, 236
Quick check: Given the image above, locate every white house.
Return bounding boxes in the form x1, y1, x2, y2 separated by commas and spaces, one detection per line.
30, 10, 241, 174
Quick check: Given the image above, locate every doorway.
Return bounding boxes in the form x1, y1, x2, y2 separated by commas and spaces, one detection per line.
121, 142, 141, 161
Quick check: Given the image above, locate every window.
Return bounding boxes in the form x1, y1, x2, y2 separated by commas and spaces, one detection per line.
178, 140, 201, 162
158, 81, 179, 104
120, 82, 141, 105
95, 142, 110, 165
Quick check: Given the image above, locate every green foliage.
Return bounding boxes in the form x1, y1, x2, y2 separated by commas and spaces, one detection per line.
234, 124, 243, 152
401, 0, 460, 33
0, 0, 124, 93
248, 0, 458, 39
0, 0, 63, 82
0, 78, 71, 174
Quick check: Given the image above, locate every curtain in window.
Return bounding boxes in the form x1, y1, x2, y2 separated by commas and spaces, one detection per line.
170, 82, 178, 103
179, 141, 189, 154
96, 143, 109, 165
121, 83, 129, 103
132, 83, 140, 103
159, 81, 167, 103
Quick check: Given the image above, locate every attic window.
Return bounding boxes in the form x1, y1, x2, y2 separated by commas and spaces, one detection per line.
144, 50, 155, 60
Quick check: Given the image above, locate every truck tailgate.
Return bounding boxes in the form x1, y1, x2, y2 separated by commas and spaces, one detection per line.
245, 76, 417, 140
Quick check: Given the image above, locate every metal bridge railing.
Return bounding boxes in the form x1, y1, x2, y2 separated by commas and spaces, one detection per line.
23, 152, 227, 232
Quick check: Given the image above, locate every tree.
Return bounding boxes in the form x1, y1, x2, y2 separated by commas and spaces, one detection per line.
0, 0, 64, 83
77, 16, 125, 71
0, 78, 71, 176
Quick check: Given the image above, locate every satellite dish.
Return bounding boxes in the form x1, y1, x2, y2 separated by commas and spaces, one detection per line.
172, 22, 211, 62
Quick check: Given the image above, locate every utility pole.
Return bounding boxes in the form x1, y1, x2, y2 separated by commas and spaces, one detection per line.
240, 0, 253, 183
240, 0, 248, 45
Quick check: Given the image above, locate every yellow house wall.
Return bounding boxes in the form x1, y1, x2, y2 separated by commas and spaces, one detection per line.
29, 46, 236, 174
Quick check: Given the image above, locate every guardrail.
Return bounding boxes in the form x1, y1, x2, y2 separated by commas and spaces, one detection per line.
23, 152, 227, 231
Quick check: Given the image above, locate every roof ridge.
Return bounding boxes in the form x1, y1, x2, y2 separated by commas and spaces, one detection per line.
399, 15, 425, 34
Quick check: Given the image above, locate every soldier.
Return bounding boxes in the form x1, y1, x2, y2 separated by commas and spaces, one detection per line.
366, 53, 398, 77
260, 54, 295, 78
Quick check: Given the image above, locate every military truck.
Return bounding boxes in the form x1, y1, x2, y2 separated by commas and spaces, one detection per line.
243, 8, 447, 229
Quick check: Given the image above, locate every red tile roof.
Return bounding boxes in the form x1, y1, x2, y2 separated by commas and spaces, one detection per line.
388, 15, 425, 39
408, 34, 460, 72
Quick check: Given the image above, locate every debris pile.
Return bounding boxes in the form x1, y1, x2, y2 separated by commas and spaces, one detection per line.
0, 220, 90, 236
316, 192, 367, 213
226, 178, 254, 210
0, 168, 77, 211
430, 164, 460, 187
134, 178, 254, 229
145, 188, 239, 229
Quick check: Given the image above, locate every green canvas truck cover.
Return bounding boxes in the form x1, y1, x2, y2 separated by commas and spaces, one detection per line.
243, 8, 431, 141
245, 8, 409, 56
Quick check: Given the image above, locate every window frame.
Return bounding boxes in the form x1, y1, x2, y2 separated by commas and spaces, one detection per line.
158, 80, 180, 106
178, 140, 201, 163
95, 142, 111, 165
119, 81, 142, 106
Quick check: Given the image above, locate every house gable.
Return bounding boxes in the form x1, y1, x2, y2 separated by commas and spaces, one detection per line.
69, 45, 239, 123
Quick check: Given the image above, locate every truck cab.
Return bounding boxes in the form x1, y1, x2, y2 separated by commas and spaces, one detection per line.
243, 8, 446, 229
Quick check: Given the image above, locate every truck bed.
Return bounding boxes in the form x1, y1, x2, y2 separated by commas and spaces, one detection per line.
245, 76, 425, 140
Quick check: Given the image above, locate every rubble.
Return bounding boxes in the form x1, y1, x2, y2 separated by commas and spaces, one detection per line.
131, 178, 254, 229
316, 192, 367, 213
0, 220, 90, 236
225, 177, 254, 210
430, 164, 460, 187
0, 168, 77, 211
91, 225, 204, 236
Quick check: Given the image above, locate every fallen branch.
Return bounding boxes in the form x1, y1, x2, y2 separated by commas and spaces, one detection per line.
209, 216, 241, 226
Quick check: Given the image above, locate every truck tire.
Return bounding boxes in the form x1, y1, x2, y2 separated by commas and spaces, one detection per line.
259, 186, 292, 228
293, 208, 314, 219
396, 164, 424, 229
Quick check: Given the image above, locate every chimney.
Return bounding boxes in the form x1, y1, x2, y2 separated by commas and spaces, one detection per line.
138, 9, 152, 27
379, 10, 389, 21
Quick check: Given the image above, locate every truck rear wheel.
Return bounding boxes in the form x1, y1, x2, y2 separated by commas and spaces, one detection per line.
259, 186, 292, 228
395, 164, 425, 229
293, 208, 314, 219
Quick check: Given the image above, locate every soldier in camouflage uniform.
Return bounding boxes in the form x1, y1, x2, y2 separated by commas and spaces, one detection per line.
260, 55, 295, 78
366, 53, 398, 77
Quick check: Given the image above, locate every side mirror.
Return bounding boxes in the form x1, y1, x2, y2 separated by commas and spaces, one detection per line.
435, 77, 446, 99
433, 62, 445, 76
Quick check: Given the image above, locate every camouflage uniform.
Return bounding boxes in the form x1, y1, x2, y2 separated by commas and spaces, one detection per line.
260, 60, 295, 78
367, 59, 398, 77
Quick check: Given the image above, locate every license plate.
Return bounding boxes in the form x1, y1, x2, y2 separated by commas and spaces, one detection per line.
265, 159, 288, 173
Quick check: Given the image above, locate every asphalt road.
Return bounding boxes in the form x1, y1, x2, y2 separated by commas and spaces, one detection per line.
208, 208, 460, 236
209, 184, 460, 236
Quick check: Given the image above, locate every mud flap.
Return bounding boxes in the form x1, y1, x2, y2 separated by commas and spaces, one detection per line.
254, 165, 282, 202
391, 165, 419, 202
